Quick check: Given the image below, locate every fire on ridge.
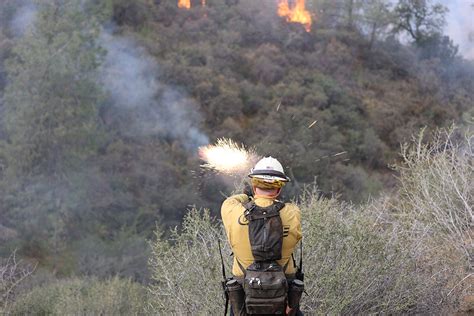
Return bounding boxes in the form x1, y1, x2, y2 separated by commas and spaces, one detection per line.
178, 0, 191, 9
177, 0, 206, 9
176, 0, 312, 33
278, 0, 312, 32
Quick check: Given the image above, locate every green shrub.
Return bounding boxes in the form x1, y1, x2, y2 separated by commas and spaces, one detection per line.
148, 127, 471, 315
0, 251, 35, 313
147, 197, 448, 314
299, 191, 447, 314
9, 277, 146, 315
148, 209, 228, 315
395, 127, 473, 263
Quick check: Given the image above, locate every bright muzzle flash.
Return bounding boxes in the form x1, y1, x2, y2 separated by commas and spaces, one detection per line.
198, 138, 257, 175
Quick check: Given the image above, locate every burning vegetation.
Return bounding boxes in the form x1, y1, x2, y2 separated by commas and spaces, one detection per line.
178, 0, 191, 9
2, 0, 473, 314
278, 0, 312, 32
177, 0, 312, 32
177, 0, 206, 9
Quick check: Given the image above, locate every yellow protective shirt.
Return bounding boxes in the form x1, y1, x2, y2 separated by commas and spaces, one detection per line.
221, 194, 302, 277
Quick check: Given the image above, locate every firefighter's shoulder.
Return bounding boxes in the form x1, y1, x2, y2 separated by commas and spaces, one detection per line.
221, 194, 249, 216
282, 201, 300, 212
280, 202, 301, 219
222, 194, 250, 206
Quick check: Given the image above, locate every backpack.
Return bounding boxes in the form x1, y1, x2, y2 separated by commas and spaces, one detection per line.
238, 200, 288, 315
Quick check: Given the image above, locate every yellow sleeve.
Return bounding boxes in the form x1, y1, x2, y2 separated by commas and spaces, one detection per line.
220, 194, 249, 245
294, 205, 302, 242
221, 194, 249, 215
285, 203, 302, 242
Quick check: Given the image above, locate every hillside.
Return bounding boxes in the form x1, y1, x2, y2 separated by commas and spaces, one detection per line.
0, 0, 472, 304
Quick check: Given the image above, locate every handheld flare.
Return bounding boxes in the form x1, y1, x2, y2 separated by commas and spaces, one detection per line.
198, 138, 258, 175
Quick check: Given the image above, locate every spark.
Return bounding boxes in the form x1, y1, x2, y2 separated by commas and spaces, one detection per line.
308, 120, 317, 128
315, 151, 350, 161
198, 138, 258, 175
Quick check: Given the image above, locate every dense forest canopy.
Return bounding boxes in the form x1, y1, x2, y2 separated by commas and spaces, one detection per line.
0, 0, 472, 288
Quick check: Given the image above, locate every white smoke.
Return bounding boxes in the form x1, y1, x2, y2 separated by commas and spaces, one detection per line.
99, 31, 209, 150
10, 3, 37, 37
439, 0, 474, 60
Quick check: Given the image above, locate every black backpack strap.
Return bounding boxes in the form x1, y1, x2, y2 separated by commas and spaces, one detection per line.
245, 201, 285, 221
272, 201, 286, 212
243, 200, 256, 218
243, 199, 255, 211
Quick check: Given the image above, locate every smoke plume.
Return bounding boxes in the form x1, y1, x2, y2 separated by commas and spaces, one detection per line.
440, 0, 474, 60
10, 3, 37, 37
99, 31, 209, 150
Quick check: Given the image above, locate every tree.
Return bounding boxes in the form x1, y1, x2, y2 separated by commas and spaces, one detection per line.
3, 0, 104, 178
314, 0, 361, 30
361, 0, 393, 49
393, 0, 447, 45
418, 33, 458, 62
345, 0, 360, 30
0, 0, 105, 272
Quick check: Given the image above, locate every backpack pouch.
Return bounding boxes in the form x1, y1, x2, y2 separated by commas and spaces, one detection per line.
244, 269, 287, 314
245, 297, 286, 315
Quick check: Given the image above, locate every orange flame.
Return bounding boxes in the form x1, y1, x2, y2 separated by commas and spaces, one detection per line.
278, 0, 312, 32
177, 0, 206, 9
178, 0, 191, 9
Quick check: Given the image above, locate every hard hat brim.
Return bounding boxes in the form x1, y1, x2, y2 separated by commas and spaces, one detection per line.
248, 169, 290, 182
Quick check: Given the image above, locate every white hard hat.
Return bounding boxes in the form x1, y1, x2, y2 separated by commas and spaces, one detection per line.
248, 156, 290, 182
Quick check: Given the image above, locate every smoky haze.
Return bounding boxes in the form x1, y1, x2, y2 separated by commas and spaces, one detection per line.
0, 1, 472, 306
9, 2, 37, 37
9, 2, 210, 151
441, 0, 474, 60
99, 31, 209, 150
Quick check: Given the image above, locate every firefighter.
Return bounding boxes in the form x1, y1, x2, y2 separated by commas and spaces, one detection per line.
221, 157, 303, 315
